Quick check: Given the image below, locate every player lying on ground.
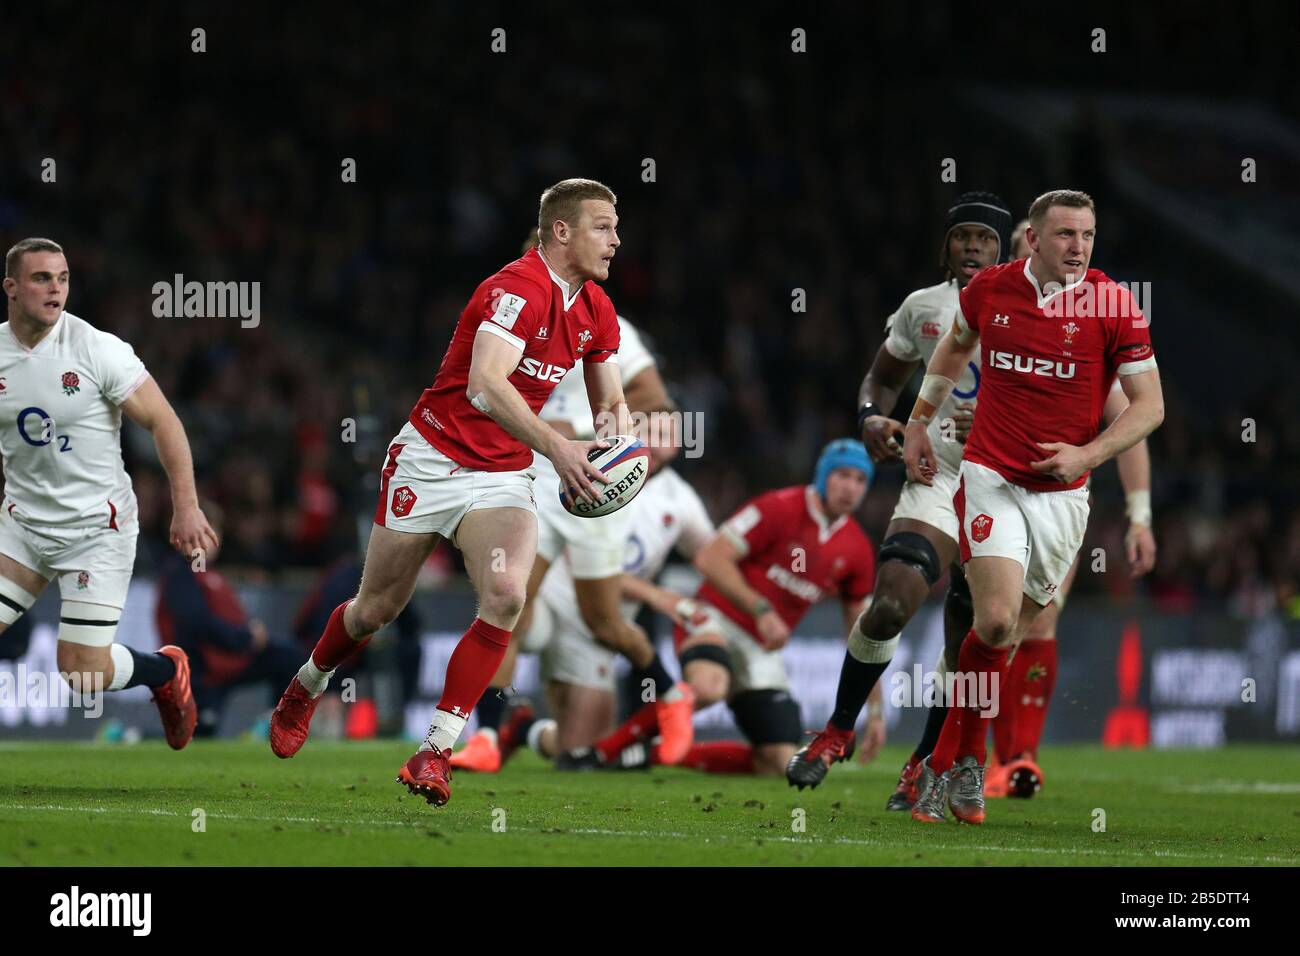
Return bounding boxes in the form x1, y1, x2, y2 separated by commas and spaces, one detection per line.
903, 189, 1163, 825
451, 280, 693, 773
498, 408, 718, 765
269, 179, 632, 808
0, 238, 217, 749
563, 438, 878, 776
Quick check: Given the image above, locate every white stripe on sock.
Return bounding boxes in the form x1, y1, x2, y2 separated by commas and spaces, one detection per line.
107, 644, 133, 692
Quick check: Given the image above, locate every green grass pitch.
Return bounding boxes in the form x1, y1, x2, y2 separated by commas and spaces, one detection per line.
1, 741, 1296, 866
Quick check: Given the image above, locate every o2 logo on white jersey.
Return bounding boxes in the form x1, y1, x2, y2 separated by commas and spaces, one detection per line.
985, 350, 1076, 380
17, 407, 71, 452
953, 361, 981, 400
516, 357, 568, 383
623, 534, 646, 573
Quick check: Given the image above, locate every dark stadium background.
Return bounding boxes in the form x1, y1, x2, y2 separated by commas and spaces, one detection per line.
0, 2, 1296, 744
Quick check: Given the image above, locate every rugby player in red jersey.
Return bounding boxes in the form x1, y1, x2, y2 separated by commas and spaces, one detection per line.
979, 220, 1158, 799
903, 190, 1163, 824
567, 439, 877, 777
268, 179, 633, 807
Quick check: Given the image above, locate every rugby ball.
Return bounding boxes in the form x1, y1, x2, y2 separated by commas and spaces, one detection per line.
558, 434, 650, 518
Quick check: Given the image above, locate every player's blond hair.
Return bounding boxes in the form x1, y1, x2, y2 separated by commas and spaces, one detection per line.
1010, 218, 1031, 259
5, 237, 64, 278
537, 179, 617, 248
1027, 190, 1095, 229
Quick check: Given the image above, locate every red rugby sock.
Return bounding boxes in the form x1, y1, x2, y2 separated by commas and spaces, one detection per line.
436, 618, 512, 717
672, 741, 755, 774
931, 629, 1009, 772
992, 645, 1025, 763
594, 700, 658, 763
310, 601, 371, 670
929, 705, 964, 774
1007, 639, 1057, 759
955, 631, 1009, 766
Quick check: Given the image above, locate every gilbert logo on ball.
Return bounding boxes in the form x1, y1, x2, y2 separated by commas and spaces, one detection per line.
560, 435, 650, 518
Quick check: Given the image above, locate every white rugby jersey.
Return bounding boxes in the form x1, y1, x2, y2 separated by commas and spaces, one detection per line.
883, 279, 981, 474
536, 316, 655, 442
540, 466, 714, 620
0, 311, 148, 529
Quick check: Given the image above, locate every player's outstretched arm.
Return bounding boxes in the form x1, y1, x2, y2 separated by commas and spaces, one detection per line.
1103, 384, 1157, 577
120, 376, 218, 558
467, 330, 607, 504
619, 575, 707, 628
584, 359, 631, 439
857, 343, 918, 462
902, 323, 978, 485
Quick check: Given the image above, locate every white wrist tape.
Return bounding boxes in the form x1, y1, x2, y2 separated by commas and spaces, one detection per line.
1126, 489, 1152, 527
911, 374, 956, 424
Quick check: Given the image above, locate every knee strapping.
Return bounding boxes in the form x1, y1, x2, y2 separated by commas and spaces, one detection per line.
0, 576, 37, 626
59, 601, 121, 647
879, 532, 942, 585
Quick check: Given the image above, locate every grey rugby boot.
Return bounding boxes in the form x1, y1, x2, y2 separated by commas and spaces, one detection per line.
947, 754, 987, 824
909, 757, 950, 823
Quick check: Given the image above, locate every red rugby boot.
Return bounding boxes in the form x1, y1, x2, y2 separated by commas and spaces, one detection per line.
1005, 754, 1044, 798
786, 723, 856, 791
152, 646, 197, 751
654, 683, 696, 765
269, 676, 322, 759
397, 747, 453, 806
449, 730, 501, 773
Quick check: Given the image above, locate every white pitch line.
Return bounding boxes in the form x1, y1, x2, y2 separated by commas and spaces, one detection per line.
0, 803, 427, 830
561, 827, 1297, 864
1163, 781, 1300, 794
0, 803, 1295, 864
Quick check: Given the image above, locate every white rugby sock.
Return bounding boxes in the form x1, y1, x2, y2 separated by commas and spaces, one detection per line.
296, 658, 333, 697
420, 709, 468, 753
527, 718, 557, 756
107, 643, 134, 691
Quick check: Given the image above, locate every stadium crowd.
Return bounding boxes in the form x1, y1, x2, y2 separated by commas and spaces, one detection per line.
1, 7, 1297, 621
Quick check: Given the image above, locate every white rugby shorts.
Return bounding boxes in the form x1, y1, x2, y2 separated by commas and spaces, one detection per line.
374, 422, 536, 545
0, 508, 137, 619
954, 460, 1089, 606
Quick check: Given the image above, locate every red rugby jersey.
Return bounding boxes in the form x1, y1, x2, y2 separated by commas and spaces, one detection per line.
409, 248, 620, 471
694, 485, 875, 646
955, 259, 1157, 491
